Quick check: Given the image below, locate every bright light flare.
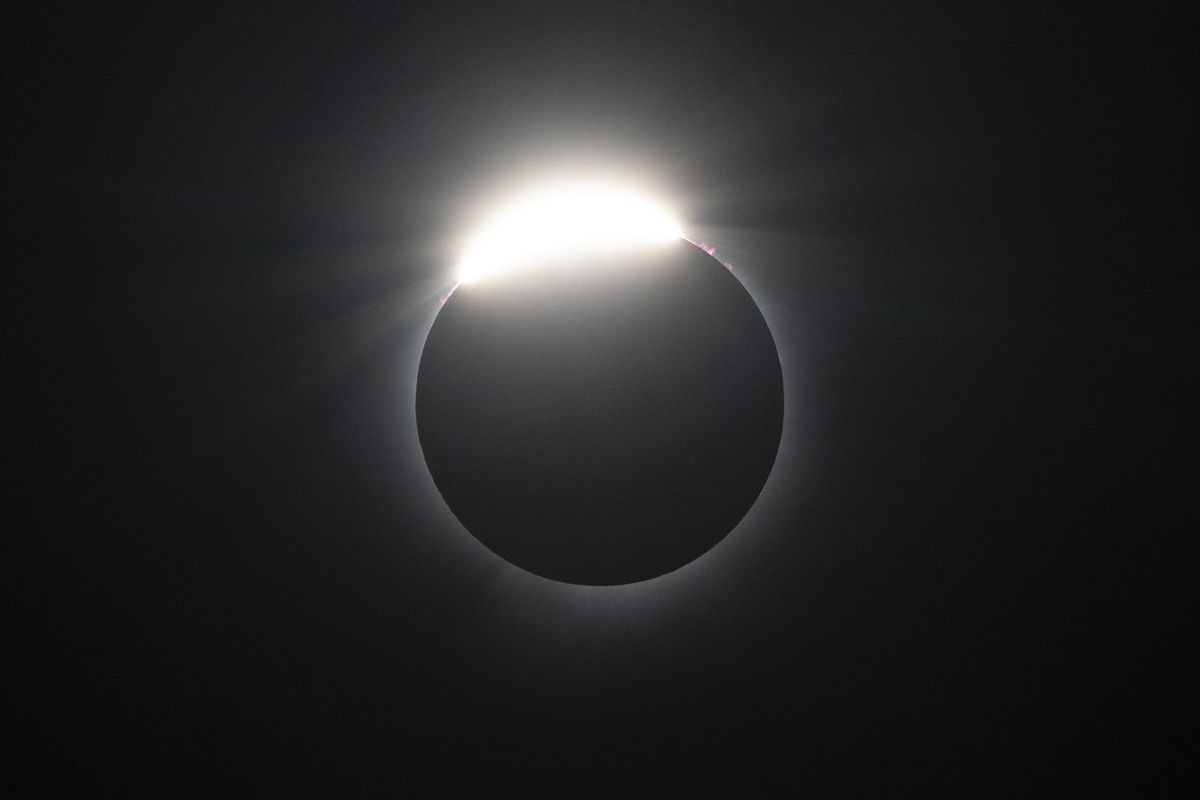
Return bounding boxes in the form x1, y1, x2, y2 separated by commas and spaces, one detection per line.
455, 181, 683, 285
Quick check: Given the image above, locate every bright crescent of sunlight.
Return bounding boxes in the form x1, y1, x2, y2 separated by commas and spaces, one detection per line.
455, 181, 683, 285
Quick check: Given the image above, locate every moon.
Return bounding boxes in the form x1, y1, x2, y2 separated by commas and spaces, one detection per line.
416, 233, 783, 585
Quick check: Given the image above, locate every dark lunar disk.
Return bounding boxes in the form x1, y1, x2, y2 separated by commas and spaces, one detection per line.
416, 239, 783, 584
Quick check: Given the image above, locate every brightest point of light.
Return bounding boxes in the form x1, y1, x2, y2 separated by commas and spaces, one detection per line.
454, 182, 683, 285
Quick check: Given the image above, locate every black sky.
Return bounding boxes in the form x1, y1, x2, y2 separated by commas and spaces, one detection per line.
11, 3, 1196, 795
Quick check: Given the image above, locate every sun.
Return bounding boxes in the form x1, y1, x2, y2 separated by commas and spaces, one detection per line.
454, 180, 683, 286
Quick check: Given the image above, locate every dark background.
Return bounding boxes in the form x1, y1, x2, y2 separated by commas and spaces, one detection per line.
11, 2, 1196, 795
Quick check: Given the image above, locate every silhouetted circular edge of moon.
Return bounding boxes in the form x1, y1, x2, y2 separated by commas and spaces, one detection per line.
415, 239, 783, 585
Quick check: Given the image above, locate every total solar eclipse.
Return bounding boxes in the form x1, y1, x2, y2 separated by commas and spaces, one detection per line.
416, 183, 783, 585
